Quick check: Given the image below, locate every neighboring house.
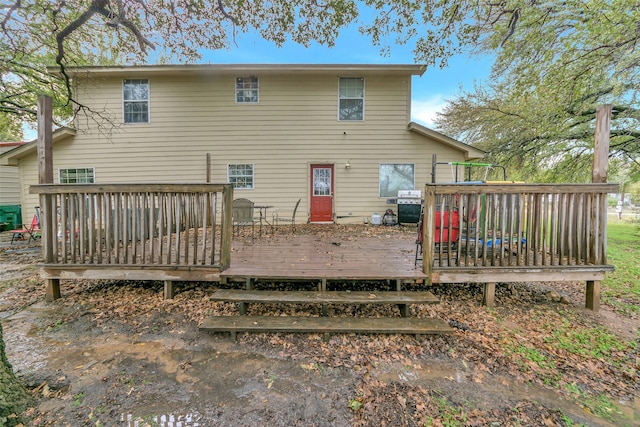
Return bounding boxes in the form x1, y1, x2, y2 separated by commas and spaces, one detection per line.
0, 142, 24, 204
0, 64, 483, 224
0, 142, 26, 228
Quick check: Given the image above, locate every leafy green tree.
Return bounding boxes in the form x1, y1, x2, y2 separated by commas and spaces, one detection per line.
423, 0, 640, 181
1, 0, 360, 127
0, 113, 23, 141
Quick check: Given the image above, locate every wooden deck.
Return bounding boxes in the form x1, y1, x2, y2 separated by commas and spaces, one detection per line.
31, 183, 617, 312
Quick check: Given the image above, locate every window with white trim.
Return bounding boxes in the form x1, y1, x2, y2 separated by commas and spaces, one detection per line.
338, 77, 364, 121
123, 79, 149, 123
59, 168, 95, 184
228, 164, 254, 189
235, 76, 259, 103
379, 163, 415, 197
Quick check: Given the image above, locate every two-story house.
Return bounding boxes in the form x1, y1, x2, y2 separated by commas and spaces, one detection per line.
1, 64, 483, 225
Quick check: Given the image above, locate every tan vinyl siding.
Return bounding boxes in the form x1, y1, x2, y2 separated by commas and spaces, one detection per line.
0, 165, 20, 205
0, 145, 22, 206
18, 67, 475, 224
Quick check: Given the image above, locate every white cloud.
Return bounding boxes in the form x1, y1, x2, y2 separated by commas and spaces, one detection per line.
411, 95, 448, 128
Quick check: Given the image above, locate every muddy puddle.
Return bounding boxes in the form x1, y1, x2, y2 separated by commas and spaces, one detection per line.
5, 306, 357, 426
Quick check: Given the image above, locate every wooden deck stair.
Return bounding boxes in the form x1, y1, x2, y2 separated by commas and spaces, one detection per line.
200, 289, 453, 338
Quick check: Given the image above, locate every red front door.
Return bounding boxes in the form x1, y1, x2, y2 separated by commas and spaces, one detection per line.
310, 164, 334, 223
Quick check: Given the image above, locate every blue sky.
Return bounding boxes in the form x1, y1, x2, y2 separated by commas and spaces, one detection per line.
201, 23, 493, 128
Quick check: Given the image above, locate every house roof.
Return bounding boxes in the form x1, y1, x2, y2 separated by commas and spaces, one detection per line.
408, 122, 485, 160
0, 142, 26, 156
0, 127, 77, 166
48, 63, 426, 77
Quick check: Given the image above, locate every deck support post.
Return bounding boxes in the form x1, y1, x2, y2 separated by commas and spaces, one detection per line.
45, 279, 60, 302
586, 280, 600, 311
239, 278, 254, 315
319, 279, 327, 292
164, 280, 175, 299
395, 279, 402, 291
322, 304, 328, 317
398, 304, 410, 317
238, 303, 248, 315
482, 282, 496, 308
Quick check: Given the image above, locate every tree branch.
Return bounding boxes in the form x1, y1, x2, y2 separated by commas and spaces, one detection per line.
0, 98, 37, 116
1, 0, 21, 31
500, 9, 519, 46
96, 0, 155, 51
217, 0, 238, 24
55, 0, 109, 104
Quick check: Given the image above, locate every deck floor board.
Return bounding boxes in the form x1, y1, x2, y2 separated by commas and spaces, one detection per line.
222, 231, 426, 282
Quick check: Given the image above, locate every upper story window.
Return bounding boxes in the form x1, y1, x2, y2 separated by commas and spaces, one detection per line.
228, 164, 254, 189
338, 77, 364, 121
59, 167, 95, 184
236, 76, 259, 103
123, 79, 149, 123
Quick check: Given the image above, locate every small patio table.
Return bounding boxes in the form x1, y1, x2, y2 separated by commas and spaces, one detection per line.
254, 205, 274, 236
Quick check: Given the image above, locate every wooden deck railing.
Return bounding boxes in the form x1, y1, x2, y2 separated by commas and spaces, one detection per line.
421, 183, 618, 278
30, 184, 233, 272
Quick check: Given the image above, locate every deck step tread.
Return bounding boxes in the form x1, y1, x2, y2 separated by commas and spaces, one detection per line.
200, 315, 453, 335
210, 289, 439, 305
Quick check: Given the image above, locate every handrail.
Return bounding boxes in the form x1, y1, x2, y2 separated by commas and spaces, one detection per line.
432, 162, 507, 182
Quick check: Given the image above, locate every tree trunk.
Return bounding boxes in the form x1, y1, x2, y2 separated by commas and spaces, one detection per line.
0, 321, 33, 426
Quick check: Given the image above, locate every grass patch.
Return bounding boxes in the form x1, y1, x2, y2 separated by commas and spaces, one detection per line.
424, 397, 467, 427
603, 221, 640, 315
546, 319, 634, 360
504, 337, 560, 385
565, 383, 624, 423
0, 273, 40, 293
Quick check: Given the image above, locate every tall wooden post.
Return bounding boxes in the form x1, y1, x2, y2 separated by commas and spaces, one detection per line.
586, 105, 611, 311
37, 95, 60, 301
592, 105, 611, 184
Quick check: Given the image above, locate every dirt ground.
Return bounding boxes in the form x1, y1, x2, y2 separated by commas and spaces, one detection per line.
1, 226, 638, 427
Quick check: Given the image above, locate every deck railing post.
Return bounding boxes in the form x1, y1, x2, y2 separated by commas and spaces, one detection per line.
220, 185, 233, 270
422, 185, 435, 281
36, 95, 61, 301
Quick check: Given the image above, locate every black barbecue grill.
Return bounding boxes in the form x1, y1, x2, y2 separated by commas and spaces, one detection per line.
396, 190, 422, 224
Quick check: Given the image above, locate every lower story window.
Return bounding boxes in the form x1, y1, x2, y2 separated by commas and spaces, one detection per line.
228, 164, 254, 189
379, 163, 415, 197
59, 167, 95, 184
